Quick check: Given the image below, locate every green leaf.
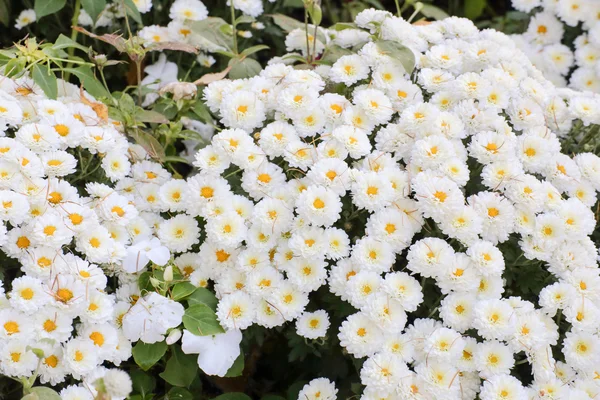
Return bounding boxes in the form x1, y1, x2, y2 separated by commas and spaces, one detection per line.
191, 101, 213, 123
171, 282, 197, 301
159, 345, 198, 388
240, 45, 270, 58
420, 4, 450, 20
182, 303, 225, 336
81, 0, 107, 23
32, 64, 58, 100
224, 352, 244, 377
0, 0, 10, 27
212, 394, 252, 400
375, 40, 416, 74
129, 128, 166, 161
320, 45, 353, 65
130, 369, 156, 397
306, 3, 322, 26
132, 341, 168, 371
166, 387, 193, 400
329, 22, 357, 31
270, 14, 305, 32
189, 18, 233, 52
34, 0, 66, 19
187, 287, 218, 311
135, 109, 169, 124
62, 66, 110, 100
228, 58, 262, 79
464, 0, 487, 20
122, 0, 142, 24
23, 387, 61, 400
54, 34, 90, 53
235, 15, 255, 25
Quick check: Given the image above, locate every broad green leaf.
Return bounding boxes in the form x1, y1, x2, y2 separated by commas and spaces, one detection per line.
224, 352, 244, 377
34, 0, 66, 19
159, 345, 198, 388
187, 287, 218, 311
320, 45, 353, 65
464, 0, 487, 20
54, 34, 90, 53
23, 387, 61, 400
191, 100, 213, 123
81, 0, 107, 23
62, 66, 110, 99
240, 45, 270, 58
122, 0, 142, 24
135, 109, 168, 124
228, 58, 261, 79
32, 64, 58, 100
129, 128, 166, 161
171, 282, 197, 301
166, 387, 193, 400
189, 18, 233, 52
213, 394, 252, 400
182, 303, 224, 336
132, 341, 168, 371
130, 369, 156, 397
0, 0, 10, 27
375, 40, 416, 74
420, 4, 450, 20
270, 14, 305, 32
4, 57, 25, 77
329, 22, 358, 31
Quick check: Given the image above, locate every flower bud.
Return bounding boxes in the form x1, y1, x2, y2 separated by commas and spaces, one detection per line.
164, 265, 174, 282
166, 328, 182, 345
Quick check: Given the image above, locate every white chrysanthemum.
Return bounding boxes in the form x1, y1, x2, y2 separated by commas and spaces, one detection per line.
296, 310, 330, 339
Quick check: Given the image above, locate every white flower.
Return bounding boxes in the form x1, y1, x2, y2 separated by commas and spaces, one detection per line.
122, 293, 184, 344
122, 237, 171, 273
181, 329, 242, 377
15, 9, 36, 30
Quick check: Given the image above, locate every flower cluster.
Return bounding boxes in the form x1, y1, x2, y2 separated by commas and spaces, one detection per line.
0, 75, 195, 397
4, 2, 600, 399
201, 8, 600, 399
511, 0, 600, 92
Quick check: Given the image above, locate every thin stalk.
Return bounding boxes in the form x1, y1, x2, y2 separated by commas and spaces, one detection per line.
304, 9, 311, 63
65, 0, 81, 79
394, 0, 402, 16
230, 2, 238, 54
136, 60, 143, 106
407, 3, 423, 23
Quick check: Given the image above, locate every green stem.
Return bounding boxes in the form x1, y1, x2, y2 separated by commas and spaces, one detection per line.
407, 2, 423, 23
394, 0, 402, 16
230, 2, 238, 55
65, 0, 82, 80
556, 309, 562, 327
136, 60, 143, 106
304, 9, 311, 63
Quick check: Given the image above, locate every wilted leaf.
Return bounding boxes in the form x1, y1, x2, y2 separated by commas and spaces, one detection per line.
193, 66, 232, 85
73, 26, 127, 52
